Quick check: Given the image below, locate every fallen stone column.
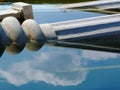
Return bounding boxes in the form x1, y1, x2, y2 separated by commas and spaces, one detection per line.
22, 14, 120, 53
0, 13, 120, 56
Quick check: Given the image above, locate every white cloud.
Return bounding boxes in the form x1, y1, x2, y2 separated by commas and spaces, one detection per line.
81, 50, 120, 61
0, 47, 120, 86
0, 48, 87, 86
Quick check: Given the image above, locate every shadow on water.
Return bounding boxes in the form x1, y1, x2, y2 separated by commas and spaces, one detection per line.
54, 41, 120, 53
0, 46, 5, 57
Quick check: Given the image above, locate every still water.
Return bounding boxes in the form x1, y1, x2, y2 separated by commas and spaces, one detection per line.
5, 0, 93, 4
0, 3, 120, 90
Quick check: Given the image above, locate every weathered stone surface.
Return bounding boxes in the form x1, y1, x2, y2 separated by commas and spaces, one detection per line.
0, 9, 20, 21
12, 2, 33, 20
1, 17, 27, 46
0, 2, 33, 22
22, 19, 45, 42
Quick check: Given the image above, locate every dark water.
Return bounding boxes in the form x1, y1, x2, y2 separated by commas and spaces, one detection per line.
0, 2, 120, 90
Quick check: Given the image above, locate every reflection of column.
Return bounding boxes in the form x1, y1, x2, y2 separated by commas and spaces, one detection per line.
26, 41, 44, 51
6, 43, 25, 55
0, 24, 6, 57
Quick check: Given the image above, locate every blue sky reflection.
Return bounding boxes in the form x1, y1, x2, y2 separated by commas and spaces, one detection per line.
0, 46, 120, 86
0, 4, 120, 90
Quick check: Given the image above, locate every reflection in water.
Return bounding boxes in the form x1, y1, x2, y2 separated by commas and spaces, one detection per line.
26, 41, 44, 51
0, 24, 7, 57
5, 42, 25, 54
1, 3, 120, 89
81, 50, 119, 61
0, 48, 87, 86
4, 40, 44, 54
0, 48, 120, 86
1, 38, 120, 56
0, 46, 5, 57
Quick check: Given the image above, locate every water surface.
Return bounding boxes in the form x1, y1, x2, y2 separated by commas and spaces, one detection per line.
0, 3, 120, 90
5, 0, 93, 4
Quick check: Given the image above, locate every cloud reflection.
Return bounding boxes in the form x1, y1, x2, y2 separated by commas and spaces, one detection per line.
0, 48, 87, 86
81, 50, 119, 61
0, 48, 120, 86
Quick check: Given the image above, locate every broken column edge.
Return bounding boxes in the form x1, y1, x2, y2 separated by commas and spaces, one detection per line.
12, 2, 33, 20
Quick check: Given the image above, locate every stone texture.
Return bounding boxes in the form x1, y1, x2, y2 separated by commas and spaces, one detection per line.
12, 2, 33, 20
